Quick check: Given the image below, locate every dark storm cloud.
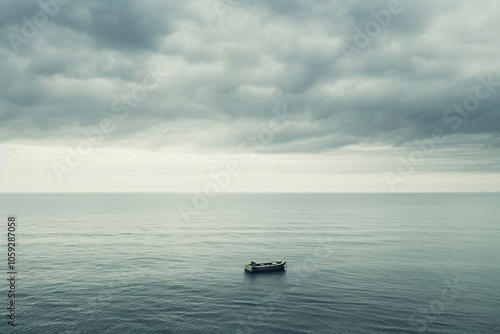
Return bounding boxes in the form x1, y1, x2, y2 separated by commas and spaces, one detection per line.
0, 0, 498, 151
0, 0, 181, 52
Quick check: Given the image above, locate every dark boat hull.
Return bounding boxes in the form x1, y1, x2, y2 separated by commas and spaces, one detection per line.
245, 261, 286, 272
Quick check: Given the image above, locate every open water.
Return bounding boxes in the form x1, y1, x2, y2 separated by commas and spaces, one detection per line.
0, 193, 498, 333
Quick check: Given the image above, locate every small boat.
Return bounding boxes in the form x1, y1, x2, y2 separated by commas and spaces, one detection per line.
245, 261, 286, 272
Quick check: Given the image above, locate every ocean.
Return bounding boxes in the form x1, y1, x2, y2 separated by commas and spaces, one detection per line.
1, 193, 499, 333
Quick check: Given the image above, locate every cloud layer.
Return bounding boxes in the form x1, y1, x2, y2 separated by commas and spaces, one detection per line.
1, 0, 499, 160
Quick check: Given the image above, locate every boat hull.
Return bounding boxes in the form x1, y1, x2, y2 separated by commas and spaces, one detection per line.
245, 261, 286, 272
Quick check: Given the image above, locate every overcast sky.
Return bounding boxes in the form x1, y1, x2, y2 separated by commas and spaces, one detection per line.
0, 0, 499, 192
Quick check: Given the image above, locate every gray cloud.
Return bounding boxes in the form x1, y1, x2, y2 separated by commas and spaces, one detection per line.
0, 0, 499, 155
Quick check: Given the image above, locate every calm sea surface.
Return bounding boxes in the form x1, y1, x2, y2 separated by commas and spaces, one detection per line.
0, 193, 499, 333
